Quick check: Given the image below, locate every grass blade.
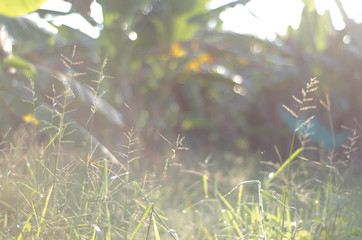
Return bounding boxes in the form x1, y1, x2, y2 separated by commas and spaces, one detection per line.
217, 192, 243, 237
99, 159, 108, 199
260, 189, 289, 208
36, 184, 53, 237
41, 184, 53, 222
203, 172, 208, 198
268, 147, 303, 183
153, 214, 161, 240
93, 225, 103, 240
225, 210, 243, 237
43, 132, 59, 152
130, 203, 153, 240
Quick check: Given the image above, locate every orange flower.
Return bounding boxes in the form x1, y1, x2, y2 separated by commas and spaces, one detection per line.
185, 52, 214, 73
185, 58, 201, 72
198, 53, 214, 64
170, 43, 186, 58
22, 113, 39, 125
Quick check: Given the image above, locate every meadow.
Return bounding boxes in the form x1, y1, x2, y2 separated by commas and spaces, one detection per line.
1, 1, 362, 239
0, 51, 361, 239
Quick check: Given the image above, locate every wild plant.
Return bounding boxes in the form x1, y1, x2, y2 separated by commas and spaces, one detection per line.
0, 46, 361, 240
263, 77, 361, 239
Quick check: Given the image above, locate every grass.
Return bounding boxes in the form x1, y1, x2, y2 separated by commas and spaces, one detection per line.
0, 49, 361, 239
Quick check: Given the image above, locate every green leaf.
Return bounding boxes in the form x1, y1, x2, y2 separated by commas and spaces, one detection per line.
130, 204, 153, 240
36, 184, 53, 237
181, 116, 213, 130
0, 200, 16, 211
217, 191, 243, 236
260, 189, 289, 208
99, 159, 108, 199
152, 214, 161, 240
0, 0, 48, 17
203, 172, 208, 198
267, 147, 303, 183
2, 56, 36, 78
41, 184, 53, 222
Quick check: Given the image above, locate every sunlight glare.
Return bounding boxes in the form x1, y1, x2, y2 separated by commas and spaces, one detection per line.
40, 0, 102, 38
210, 0, 362, 39
40, 0, 71, 13
39, 0, 362, 40
209, 0, 304, 39
90, 1, 103, 24
128, 31, 138, 41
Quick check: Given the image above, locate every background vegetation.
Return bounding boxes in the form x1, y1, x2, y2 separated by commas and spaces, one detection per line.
0, 0, 361, 239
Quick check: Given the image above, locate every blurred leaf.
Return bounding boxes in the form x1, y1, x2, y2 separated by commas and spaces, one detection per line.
2, 56, 36, 78
0, 15, 57, 42
181, 116, 213, 130
0, 0, 47, 17
1, 82, 33, 118
172, 0, 210, 41
69, 78, 124, 128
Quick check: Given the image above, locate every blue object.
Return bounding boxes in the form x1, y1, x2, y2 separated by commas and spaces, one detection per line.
279, 107, 349, 150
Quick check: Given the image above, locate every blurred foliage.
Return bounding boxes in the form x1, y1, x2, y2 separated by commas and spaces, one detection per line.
0, 0, 47, 17
0, 0, 362, 165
